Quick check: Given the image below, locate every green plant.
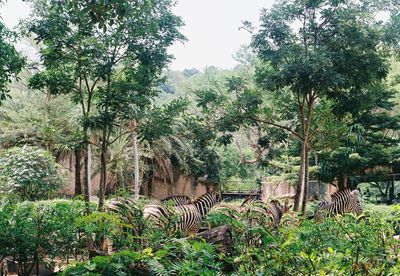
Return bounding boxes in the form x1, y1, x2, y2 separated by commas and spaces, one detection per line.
61, 240, 222, 276
0, 199, 94, 276
62, 249, 151, 276
75, 212, 121, 254
108, 198, 182, 251
0, 145, 65, 201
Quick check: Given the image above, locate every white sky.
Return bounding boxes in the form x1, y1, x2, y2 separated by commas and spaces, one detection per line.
0, 0, 274, 71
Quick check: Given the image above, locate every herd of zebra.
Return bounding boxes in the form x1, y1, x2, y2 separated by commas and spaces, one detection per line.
108, 188, 364, 237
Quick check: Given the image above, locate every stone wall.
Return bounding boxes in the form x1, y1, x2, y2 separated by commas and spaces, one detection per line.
149, 175, 215, 200
58, 153, 215, 199
261, 177, 337, 201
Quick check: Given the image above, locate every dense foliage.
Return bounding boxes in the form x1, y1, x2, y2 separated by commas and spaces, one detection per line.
58, 203, 400, 275
0, 146, 65, 200
0, 0, 400, 274
25, 0, 185, 205
0, 199, 97, 276
0, 20, 25, 105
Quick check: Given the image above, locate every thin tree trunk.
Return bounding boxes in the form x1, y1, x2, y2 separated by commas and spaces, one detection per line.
388, 178, 394, 204
88, 142, 92, 198
98, 129, 108, 210
294, 94, 314, 214
294, 140, 307, 212
82, 127, 90, 203
130, 119, 139, 199
301, 147, 309, 214
133, 133, 139, 199
294, 157, 303, 211
74, 149, 82, 196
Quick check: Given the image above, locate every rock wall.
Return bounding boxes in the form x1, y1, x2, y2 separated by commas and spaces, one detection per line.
261, 177, 337, 201
149, 174, 215, 200
58, 153, 216, 199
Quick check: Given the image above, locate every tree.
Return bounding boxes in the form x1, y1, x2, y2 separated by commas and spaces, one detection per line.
319, 83, 400, 193
0, 2, 25, 105
1, 67, 85, 196
250, 0, 395, 213
26, 0, 184, 207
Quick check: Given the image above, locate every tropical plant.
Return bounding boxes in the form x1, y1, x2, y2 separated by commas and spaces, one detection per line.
0, 145, 65, 200
0, 15, 25, 105
0, 199, 94, 276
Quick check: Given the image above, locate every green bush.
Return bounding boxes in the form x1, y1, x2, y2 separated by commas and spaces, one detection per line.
3, 196, 398, 275
62, 250, 152, 276
0, 199, 96, 276
215, 207, 400, 275
107, 198, 184, 252
0, 146, 65, 200
62, 240, 221, 276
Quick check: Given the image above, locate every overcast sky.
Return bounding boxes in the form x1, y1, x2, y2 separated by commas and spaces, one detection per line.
0, 0, 274, 71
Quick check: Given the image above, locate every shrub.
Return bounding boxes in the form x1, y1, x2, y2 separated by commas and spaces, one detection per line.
214, 208, 400, 275
0, 199, 95, 276
62, 240, 221, 276
62, 250, 150, 276
0, 145, 65, 200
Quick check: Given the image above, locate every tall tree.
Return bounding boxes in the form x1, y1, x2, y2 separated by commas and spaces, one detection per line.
26, 0, 184, 207
0, 1, 25, 105
250, 0, 395, 212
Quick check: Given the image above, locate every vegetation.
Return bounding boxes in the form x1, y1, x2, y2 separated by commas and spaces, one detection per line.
0, 146, 65, 200
56, 204, 400, 275
0, 0, 400, 274
0, 1, 25, 105
0, 199, 96, 276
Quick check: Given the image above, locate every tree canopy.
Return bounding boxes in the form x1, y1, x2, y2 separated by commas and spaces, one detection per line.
0, 11, 25, 105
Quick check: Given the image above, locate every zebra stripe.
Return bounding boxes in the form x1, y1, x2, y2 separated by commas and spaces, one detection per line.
175, 192, 221, 235
161, 195, 192, 206
314, 189, 363, 221
143, 192, 221, 236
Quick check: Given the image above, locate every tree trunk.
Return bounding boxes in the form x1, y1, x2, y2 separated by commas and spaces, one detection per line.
88, 143, 92, 197
98, 129, 108, 210
337, 174, 349, 190
294, 140, 309, 214
130, 120, 139, 199
301, 147, 309, 214
74, 149, 82, 196
133, 133, 139, 199
294, 94, 314, 214
294, 144, 305, 212
388, 179, 395, 204
82, 127, 90, 203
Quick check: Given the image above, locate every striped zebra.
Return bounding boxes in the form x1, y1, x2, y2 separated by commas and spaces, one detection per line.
314, 189, 363, 221
144, 192, 221, 236
161, 195, 192, 206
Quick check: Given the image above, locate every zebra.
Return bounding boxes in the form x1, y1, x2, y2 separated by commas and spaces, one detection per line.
314, 189, 363, 221
143, 191, 221, 236
161, 195, 192, 206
